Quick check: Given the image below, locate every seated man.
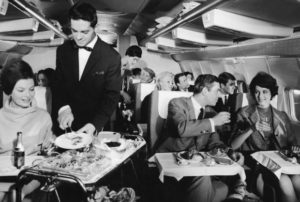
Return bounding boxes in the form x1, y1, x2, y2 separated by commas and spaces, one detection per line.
213, 72, 237, 144
174, 72, 190, 92
184, 71, 195, 92
155, 74, 243, 202
213, 72, 236, 113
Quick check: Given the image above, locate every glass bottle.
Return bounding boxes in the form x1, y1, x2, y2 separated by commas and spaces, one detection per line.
14, 132, 25, 169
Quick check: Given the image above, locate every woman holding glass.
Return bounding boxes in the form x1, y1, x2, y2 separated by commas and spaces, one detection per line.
231, 72, 300, 202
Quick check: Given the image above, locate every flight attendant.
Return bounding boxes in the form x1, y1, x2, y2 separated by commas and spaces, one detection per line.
52, 2, 122, 135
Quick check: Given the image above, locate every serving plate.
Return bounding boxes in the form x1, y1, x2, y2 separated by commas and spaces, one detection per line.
55, 132, 93, 150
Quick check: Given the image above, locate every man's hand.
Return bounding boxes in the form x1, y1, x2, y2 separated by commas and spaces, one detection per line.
212, 112, 231, 126
58, 108, 74, 130
228, 150, 245, 166
120, 91, 132, 104
77, 123, 96, 136
291, 145, 300, 153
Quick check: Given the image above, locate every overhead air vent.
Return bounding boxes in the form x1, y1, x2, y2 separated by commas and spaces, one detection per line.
202, 9, 293, 38
172, 26, 233, 46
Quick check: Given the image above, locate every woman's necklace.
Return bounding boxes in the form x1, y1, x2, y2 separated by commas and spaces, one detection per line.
257, 107, 272, 123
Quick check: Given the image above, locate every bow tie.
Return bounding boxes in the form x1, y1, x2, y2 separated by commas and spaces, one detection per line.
72, 42, 93, 52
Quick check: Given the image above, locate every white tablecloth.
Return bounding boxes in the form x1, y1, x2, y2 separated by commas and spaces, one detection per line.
151, 153, 246, 182
251, 151, 300, 179
0, 155, 44, 177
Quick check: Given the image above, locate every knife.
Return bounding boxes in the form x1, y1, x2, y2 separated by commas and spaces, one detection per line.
277, 151, 294, 163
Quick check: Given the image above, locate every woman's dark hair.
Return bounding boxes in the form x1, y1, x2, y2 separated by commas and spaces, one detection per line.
0, 60, 34, 95
194, 74, 219, 94
69, 3, 97, 28
249, 72, 278, 99
125, 45, 142, 58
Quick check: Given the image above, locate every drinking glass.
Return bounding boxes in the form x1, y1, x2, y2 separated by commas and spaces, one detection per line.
260, 116, 270, 132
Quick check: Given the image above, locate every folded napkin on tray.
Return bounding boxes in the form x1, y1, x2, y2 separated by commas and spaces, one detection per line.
251, 151, 300, 179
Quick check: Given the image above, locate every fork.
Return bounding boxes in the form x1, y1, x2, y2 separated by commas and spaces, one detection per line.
65, 125, 74, 134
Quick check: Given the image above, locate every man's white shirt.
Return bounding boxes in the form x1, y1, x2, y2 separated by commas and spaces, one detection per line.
191, 96, 215, 132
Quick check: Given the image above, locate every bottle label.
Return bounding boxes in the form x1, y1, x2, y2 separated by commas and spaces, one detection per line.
14, 150, 25, 169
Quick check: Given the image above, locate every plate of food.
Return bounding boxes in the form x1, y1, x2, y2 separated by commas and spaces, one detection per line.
175, 150, 204, 165
207, 148, 227, 158
55, 132, 93, 150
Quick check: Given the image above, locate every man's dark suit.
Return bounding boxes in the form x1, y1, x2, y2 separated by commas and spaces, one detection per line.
157, 97, 224, 152
213, 95, 235, 113
155, 97, 227, 202
213, 95, 237, 145
52, 38, 121, 132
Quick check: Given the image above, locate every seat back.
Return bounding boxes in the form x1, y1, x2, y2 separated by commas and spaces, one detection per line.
34, 86, 52, 113
147, 90, 192, 153
134, 83, 156, 123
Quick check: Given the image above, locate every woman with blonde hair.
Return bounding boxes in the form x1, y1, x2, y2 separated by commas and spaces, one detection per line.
156, 71, 174, 91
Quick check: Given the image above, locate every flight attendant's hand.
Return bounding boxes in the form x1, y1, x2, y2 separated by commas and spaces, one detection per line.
58, 108, 74, 130
77, 123, 96, 136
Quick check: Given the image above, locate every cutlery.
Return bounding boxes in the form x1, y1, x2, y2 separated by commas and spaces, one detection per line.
277, 151, 295, 163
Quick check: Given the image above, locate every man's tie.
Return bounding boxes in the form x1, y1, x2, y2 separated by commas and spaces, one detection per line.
197, 108, 204, 120
224, 95, 228, 106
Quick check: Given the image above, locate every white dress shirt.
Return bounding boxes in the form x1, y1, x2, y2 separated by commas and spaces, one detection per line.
191, 96, 215, 132
78, 36, 97, 80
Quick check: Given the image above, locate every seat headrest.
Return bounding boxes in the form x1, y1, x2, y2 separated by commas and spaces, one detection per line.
140, 83, 156, 101
158, 91, 192, 118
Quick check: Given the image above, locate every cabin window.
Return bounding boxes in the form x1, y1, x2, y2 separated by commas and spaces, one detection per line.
289, 89, 300, 122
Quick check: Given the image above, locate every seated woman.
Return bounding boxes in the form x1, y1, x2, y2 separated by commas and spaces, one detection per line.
156, 71, 174, 91
0, 60, 54, 201
230, 72, 300, 202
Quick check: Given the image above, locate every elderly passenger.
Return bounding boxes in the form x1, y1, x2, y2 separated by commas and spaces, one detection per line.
0, 60, 53, 201
140, 67, 155, 84
231, 72, 300, 202
156, 71, 174, 91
